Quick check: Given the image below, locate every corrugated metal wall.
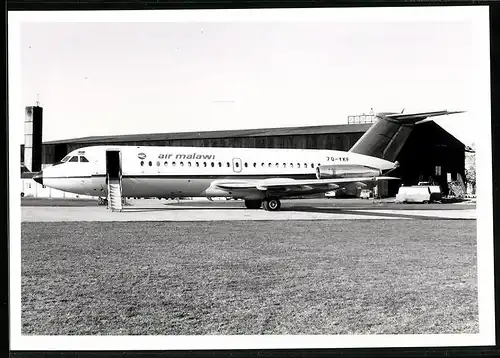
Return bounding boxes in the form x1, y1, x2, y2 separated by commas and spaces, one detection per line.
42, 132, 366, 163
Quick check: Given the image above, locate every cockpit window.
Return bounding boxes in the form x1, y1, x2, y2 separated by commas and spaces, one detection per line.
52, 155, 74, 166
80, 156, 89, 162
69, 156, 79, 162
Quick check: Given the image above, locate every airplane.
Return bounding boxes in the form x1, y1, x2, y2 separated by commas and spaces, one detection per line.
32, 110, 464, 211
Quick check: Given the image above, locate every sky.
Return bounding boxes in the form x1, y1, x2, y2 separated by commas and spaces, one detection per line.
13, 8, 490, 146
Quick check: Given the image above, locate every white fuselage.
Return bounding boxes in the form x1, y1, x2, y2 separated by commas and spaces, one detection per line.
38, 145, 395, 199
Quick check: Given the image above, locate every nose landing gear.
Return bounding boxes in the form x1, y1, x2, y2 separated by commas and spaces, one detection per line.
97, 197, 108, 206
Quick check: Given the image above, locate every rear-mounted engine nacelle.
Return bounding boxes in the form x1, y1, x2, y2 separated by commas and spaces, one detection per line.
316, 164, 381, 179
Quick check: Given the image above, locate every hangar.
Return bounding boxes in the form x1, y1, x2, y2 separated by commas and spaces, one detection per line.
21, 110, 466, 198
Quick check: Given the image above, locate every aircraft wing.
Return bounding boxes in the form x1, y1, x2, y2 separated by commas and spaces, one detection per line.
213, 180, 261, 190
213, 176, 398, 193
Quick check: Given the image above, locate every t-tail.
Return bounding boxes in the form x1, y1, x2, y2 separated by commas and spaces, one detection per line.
348, 110, 465, 162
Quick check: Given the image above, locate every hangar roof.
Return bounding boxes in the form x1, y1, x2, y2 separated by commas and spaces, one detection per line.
43, 123, 373, 145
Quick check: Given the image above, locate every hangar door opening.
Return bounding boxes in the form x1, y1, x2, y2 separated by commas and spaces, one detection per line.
106, 150, 122, 181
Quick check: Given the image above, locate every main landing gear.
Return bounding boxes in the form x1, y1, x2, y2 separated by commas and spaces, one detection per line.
263, 197, 281, 211
244, 197, 281, 211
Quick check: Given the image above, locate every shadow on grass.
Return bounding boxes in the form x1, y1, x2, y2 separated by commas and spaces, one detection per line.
280, 206, 472, 220
119, 205, 473, 220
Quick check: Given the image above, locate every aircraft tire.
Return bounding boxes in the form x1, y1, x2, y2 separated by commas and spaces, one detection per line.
244, 199, 262, 209
263, 197, 281, 211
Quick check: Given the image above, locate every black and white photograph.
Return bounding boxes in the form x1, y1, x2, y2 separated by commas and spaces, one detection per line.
8, 5, 495, 351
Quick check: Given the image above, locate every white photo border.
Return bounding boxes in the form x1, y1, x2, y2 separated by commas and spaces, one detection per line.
8, 6, 495, 351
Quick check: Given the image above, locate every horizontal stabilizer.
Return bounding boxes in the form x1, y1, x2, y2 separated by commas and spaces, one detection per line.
384, 110, 465, 124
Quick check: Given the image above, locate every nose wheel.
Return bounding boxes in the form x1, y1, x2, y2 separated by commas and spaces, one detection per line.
98, 197, 108, 206
263, 197, 281, 211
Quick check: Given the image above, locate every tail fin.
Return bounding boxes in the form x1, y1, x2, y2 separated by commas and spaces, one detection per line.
348, 110, 465, 162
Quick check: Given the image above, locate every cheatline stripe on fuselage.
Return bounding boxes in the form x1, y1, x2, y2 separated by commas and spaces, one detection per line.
42, 174, 319, 180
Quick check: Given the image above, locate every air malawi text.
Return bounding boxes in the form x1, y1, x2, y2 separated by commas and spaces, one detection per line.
158, 153, 216, 160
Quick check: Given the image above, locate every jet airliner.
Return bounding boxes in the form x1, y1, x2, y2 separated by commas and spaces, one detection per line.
32, 110, 464, 211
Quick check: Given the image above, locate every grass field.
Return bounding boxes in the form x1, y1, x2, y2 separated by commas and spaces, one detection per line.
21, 220, 477, 335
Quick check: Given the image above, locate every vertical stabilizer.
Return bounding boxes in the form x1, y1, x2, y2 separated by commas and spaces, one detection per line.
348, 110, 464, 162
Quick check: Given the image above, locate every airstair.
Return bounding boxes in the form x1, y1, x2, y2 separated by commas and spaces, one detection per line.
105, 150, 124, 212
107, 177, 123, 212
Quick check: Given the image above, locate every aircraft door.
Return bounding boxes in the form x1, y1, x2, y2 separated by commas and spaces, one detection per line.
106, 150, 122, 183
232, 158, 242, 173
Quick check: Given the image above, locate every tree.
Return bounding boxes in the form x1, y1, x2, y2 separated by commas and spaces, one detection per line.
464, 143, 476, 195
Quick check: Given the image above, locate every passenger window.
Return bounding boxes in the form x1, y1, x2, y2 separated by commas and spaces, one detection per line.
69, 156, 78, 162
261, 163, 265, 167
180, 162, 184, 167
148, 161, 152, 166
203, 162, 207, 167
188, 162, 192, 167
172, 162, 176, 167
253, 163, 256, 168
141, 161, 144, 166
311, 163, 314, 168
290, 163, 294, 168
235, 162, 240, 167
211, 162, 214, 167
164, 161, 168, 166
218, 162, 222, 167
244, 163, 248, 168
196, 162, 200, 167
275, 163, 279, 168
80, 156, 89, 162
283, 163, 286, 168
226, 162, 230, 167
157, 161, 160, 166
268, 163, 272, 167
297, 163, 301, 168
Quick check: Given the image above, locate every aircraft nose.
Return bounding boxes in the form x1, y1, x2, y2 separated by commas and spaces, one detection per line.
33, 171, 43, 186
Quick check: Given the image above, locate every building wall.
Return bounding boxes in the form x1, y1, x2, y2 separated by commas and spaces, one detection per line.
21, 178, 97, 199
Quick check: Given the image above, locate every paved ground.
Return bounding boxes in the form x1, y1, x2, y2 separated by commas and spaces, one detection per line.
21, 198, 477, 222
